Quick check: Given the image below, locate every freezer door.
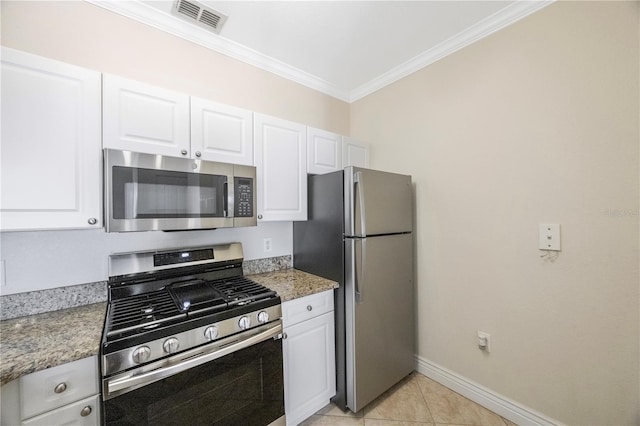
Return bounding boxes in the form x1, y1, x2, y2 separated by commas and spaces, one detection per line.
344, 233, 414, 413
344, 167, 412, 237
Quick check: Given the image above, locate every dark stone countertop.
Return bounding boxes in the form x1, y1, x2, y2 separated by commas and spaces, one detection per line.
0, 269, 337, 386
0, 302, 107, 386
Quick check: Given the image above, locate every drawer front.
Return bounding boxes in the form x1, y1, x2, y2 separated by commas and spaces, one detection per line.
21, 356, 98, 419
283, 290, 334, 328
22, 395, 100, 426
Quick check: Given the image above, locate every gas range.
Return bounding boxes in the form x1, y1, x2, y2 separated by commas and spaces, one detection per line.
101, 243, 282, 378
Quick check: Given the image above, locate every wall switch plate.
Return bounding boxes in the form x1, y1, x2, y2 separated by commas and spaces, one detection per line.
539, 224, 561, 251
477, 331, 491, 352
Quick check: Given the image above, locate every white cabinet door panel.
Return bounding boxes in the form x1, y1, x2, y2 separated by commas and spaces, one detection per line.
307, 127, 342, 174
103, 74, 190, 158
342, 137, 370, 169
254, 114, 307, 221
0, 47, 102, 230
283, 311, 336, 426
191, 97, 253, 165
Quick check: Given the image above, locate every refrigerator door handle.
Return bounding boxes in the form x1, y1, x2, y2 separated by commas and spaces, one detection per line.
354, 171, 367, 237
355, 238, 366, 303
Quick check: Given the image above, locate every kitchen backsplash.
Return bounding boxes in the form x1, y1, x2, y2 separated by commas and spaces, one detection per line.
0, 255, 292, 321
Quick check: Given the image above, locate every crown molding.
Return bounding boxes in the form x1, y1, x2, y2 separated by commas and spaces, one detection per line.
85, 0, 553, 104
84, 0, 352, 102
349, 0, 554, 102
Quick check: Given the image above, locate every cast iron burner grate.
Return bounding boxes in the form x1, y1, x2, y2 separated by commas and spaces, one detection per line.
213, 276, 277, 306
106, 289, 186, 338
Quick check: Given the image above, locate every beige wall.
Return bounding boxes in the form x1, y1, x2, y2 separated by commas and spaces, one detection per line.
0, 1, 350, 134
351, 1, 639, 424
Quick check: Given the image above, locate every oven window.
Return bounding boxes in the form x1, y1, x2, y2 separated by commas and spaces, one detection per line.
103, 338, 284, 426
112, 166, 227, 219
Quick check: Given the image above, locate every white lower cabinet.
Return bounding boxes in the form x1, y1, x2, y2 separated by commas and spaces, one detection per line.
21, 395, 100, 426
0, 356, 100, 426
282, 290, 336, 426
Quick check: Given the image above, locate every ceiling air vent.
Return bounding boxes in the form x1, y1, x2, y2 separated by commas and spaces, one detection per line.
172, 0, 228, 34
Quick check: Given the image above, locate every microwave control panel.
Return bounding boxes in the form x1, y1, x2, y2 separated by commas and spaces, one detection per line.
234, 177, 254, 218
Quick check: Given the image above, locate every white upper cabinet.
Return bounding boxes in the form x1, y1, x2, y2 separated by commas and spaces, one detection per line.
307, 127, 342, 174
254, 114, 307, 221
103, 74, 191, 158
0, 47, 102, 231
343, 136, 370, 168
191, 97, 254, 165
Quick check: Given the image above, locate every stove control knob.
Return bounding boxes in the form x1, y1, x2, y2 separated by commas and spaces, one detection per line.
132, 346, 151, 364
238, 316, 251, 330
163, 337, 180, 354
204, 326, 219, 341
257, 311, 269, 324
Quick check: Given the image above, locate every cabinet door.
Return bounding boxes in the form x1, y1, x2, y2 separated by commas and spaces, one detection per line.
191, 97, 254, 165
103, 74, 190, 158
342, 137, 370, 168
254, 114, 307, 221
307, 127, 342, 174
0, 48, 102, 231
283, 311, 336, 426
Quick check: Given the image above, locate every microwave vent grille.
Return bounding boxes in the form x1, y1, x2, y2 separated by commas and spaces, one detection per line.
172, 0, 227, 34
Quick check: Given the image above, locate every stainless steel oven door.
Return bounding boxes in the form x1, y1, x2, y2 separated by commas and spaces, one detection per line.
105, 149, 241, 232
102, 322, 285, 425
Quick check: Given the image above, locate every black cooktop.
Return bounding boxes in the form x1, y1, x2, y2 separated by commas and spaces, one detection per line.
104, 275, 277, 343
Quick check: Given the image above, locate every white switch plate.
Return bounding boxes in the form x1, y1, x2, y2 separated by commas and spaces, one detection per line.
477, 331, 491, 352
539, 224, 561, 251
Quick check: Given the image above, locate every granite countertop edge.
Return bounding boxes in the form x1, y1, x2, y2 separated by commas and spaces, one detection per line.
0, 269, 338, 386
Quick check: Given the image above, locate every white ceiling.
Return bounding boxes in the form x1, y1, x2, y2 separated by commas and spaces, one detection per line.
89, 0, 552, 102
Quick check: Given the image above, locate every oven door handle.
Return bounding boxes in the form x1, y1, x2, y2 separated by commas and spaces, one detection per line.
105, 322, 283, 399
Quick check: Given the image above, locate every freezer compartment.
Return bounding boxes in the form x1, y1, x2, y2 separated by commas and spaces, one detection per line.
344, 233, 415, 412
344, 167, 413, 238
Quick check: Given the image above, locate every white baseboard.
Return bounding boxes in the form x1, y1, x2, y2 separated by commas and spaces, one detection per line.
414, 355, 563, 426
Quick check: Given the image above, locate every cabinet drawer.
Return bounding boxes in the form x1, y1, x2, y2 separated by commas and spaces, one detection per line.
22, 395, 100, 426
282, 290, 334, 328
20, 356, 98, 419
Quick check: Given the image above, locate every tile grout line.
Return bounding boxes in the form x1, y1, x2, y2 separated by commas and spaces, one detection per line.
413, 372, 438, 425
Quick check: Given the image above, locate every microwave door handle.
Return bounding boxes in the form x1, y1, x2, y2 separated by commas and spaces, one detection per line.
224, 179, 232, 218
223, 180, 228, 217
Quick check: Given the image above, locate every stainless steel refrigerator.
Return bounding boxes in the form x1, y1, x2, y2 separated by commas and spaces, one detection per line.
293, 166, 414, 413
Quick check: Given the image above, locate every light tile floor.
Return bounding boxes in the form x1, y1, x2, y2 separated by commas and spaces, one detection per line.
301, 372, 518, 426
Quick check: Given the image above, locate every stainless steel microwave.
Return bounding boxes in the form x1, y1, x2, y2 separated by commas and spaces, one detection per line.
104, 149, 256, 232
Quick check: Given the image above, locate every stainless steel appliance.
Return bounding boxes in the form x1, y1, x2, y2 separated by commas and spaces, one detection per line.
104, 149, 256, 232
100, 243, 285, 425
293, 167, 414, 413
